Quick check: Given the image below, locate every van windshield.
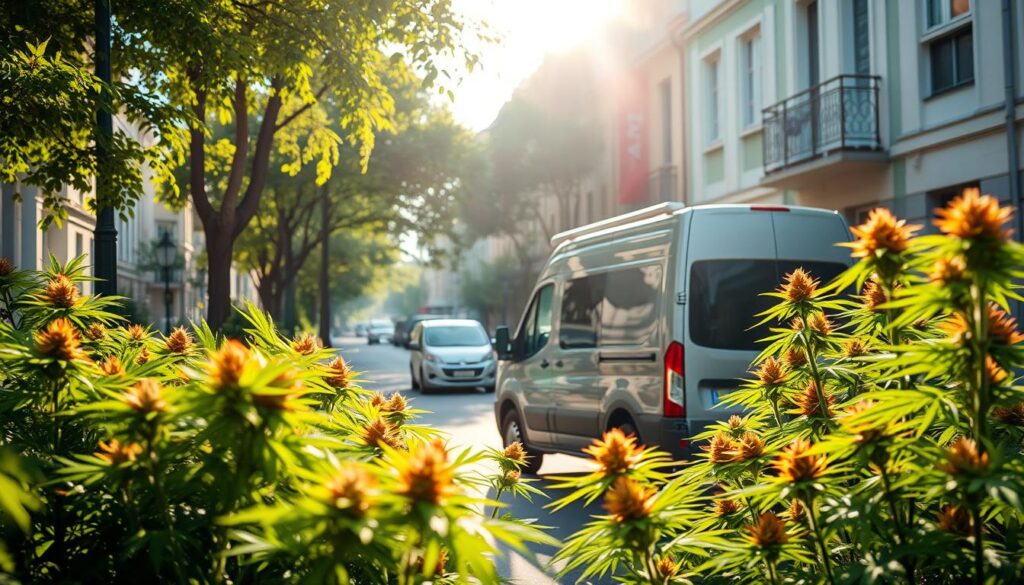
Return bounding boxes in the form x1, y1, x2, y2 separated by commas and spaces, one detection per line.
424, 326, 489, 347
689, 259, 847, 350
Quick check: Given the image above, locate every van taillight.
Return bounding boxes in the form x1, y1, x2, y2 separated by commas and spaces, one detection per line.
750, 205, 790, 212
664, 341, 685, 417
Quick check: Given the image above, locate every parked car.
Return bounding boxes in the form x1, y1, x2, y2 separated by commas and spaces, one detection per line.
391, 320, 406, 346
409, 319, 496, 394
492, 203, 851, 473
354, 323, 368, 337
396, 314, 447, 348
366, 319, 394, 344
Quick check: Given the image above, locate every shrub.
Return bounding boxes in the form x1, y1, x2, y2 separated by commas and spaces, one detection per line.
0, 257, 552, 583
555, 189, 1024, 584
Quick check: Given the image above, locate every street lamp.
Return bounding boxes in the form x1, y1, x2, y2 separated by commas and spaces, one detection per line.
155, 231, 177, 334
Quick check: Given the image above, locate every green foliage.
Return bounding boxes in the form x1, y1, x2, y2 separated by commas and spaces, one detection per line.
554, 193, 1024, 584
0, 259, 551, 583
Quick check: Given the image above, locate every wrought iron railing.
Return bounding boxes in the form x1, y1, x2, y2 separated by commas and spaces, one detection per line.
647, 165, 677, 203
762, 74, 882, 174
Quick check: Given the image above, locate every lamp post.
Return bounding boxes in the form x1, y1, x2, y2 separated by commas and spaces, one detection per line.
155, 232, 176, 334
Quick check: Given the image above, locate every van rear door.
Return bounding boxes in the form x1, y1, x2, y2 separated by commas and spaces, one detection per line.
681, 207, 849, 439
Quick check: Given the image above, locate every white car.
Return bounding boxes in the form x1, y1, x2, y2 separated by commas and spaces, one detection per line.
409, 319, 496, 394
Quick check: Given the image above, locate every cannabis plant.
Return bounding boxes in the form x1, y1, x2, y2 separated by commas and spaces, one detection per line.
555, 189, 1024, 585
0, 258, 552, 584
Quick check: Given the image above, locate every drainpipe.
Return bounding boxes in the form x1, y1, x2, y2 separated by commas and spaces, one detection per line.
670, 28, 688, 206
1003, 0, 1021, 240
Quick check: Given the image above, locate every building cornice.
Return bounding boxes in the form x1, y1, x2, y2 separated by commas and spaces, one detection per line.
676, 0, 745, 40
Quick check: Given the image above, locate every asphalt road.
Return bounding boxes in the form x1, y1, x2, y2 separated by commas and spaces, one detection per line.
331, 336, 608, 585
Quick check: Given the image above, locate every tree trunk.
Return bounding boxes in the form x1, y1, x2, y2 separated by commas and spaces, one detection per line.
205, 227, 235, 331
318, 187, 331, 347
282, 242, 297, 335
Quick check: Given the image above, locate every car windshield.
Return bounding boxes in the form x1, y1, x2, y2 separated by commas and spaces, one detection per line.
370, 320, 391, 328
424, 326, 488, 347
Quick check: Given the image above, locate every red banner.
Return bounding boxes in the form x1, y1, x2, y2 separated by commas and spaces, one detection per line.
617, 72, 648, 205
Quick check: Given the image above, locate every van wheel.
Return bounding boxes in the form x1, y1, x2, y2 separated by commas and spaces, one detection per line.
502, 410, 543, 474
612, 419, 641, 444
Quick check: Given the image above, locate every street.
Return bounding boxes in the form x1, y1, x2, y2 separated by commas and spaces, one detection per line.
332, 336, 607, 585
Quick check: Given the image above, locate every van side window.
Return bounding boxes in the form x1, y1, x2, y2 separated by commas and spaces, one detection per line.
520, 284, 554, 358
560, 264, 663, 349
560, 275, 602, 349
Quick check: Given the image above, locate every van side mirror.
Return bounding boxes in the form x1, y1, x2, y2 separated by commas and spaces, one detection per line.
493, 326, 512, 360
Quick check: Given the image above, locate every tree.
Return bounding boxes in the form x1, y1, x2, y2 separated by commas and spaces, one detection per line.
118, 0, 477, 328
458, 254, 516, 330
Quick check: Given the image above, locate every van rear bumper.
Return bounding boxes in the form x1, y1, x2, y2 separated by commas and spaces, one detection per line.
636, 414, 691, 461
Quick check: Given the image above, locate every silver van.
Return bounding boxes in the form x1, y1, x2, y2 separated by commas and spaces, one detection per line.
492, 203, 851, 473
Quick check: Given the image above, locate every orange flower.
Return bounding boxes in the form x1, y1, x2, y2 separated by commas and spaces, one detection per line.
0, 257, 13, 277
848, 208, 920, 258
843, 339, 867, 358
778, 268, 819, 303
934, 187, 1013, 241
929, 256, 967, 285
501, 469, 521, 486
790, 317, 804, 331
324, 356, 353, 388
861, 279, 888, 312
602, 476, 654, 522
713, 498, 742, 517
808, 312, 833, 336
43, 274, 80, 308
290, 332, 321, 355
35, 318, 84, 361
368, 392, 387, 408
85, 322, 107, 341
728, 415, 743, 429
986, 356, 1009, 385
703, 432, 736, 465
582, 428, 645, 475
362, 417, 403, 450
735, 431, 765, 461
502, 441, 527, 465
987, 304, 1024, 345
942, 437, 989, 476
755, 357, 788, 387
656, 556, 679, 578
784, 347, 807, 368
165, 327, 193, 354
126, 324, 148, 342
773, 438, 827, 484
135, 347, 151, 365
940, 313, 970, 345
793, 380, 834, 418
96, 439, 143, 465
937, 504, 972, 536
396, 438, 455, 505
785, 499, 806, 524
747, 512, 790, 547
123, 379, 166, 413
100, 355, 124, 376
383, 392, 408, 414
843, 400, 887, 445
325, 463, 377, 516
208, 340, 250, 388
993, 403, 1024, 426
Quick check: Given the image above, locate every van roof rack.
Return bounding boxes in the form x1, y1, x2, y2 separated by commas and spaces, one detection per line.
550, 202, 685, 248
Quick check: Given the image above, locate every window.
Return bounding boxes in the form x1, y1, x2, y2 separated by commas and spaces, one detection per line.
689, 259, 847, 350
424, 326, 489, 347
659, 79, 672, 163
929, 25, 973, 94
740, 30, 762, 129
559, 265, 663, 349
560, 276, 601, 349
519, 284, 554, 357
926, 0, 970, 30
75, 233, 83, 258
704, 54, 721, 144
852, 0, 870, 76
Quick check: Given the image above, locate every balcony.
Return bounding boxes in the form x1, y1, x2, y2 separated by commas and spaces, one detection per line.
647, 165, 677, 203
761, 75, 885, 188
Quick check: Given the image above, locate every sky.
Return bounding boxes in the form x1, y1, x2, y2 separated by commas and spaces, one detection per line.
448, 0, 627, 132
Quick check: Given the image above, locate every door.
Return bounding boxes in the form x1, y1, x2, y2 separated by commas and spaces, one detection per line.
509, 283, 558, 438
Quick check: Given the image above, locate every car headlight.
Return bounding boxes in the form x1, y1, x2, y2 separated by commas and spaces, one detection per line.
423, 353, 440, 363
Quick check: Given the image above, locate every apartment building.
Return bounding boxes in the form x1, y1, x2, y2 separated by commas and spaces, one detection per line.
679, 0, 1024, 229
